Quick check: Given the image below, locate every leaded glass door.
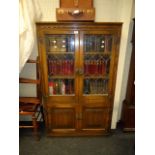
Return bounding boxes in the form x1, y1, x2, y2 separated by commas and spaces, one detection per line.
79, 31, 115, 104
41, 31, 79, 104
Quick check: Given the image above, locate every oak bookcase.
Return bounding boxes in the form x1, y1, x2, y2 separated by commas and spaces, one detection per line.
36, 22, 122, 136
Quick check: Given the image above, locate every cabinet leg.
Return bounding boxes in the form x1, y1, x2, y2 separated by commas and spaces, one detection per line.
32, 116, 40, 141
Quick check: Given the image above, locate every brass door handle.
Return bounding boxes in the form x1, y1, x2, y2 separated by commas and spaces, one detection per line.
78, 68, 84, 75
75, 68, 84, 75
75, 68, 79, 75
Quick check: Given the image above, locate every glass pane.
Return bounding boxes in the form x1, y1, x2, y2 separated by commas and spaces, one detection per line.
45, 34, 75, 96
84, 34, 112, 53
84, 55, 110, 76
83, 34, 112, 95
49, 79, 74, 96
46, 35, 75, 53
47, 54, 74, 76
83, 79, 108, 95
84, 35, 105, 52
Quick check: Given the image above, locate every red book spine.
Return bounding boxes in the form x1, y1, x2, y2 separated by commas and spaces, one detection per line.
98, 60, 102, 75
66, 60, 70, 75
59, 60, 62, 75
91, 60, 95, 75
62, 60, 65, 75
88, 60, 90, 75
84, 61, 88, 75
64, 60, 67, 75
56, 61, 58, 75
90, 60, 94, 75
96, 60, 99, 75
101, 60, 105, 75
57, 60, 60, 75
71, 60, 74, 75
94, 60, 98, 74
88, 60, 91, 75
69, 60, 72, 75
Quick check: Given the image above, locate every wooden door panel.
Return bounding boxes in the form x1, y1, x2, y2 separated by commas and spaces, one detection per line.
81, 107, 110, 131
47, 107, 76, 131
80, 97, 109, 107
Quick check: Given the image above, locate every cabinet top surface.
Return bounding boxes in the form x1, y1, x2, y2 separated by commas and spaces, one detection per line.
36, 22, 123, 26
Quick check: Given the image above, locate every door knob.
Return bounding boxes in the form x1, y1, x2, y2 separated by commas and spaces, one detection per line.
75, 68, 79, 75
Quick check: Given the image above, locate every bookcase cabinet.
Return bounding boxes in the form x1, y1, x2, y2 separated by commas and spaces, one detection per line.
36, 22, 122, 136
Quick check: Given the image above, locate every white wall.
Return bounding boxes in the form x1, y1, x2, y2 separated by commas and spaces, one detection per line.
114, 0, 135, 125
20, 0, 135, 128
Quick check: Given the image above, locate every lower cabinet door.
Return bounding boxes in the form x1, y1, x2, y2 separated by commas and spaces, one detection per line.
45, 105, 111, 136
46, 106, 77, 135
81, 106, 110, 134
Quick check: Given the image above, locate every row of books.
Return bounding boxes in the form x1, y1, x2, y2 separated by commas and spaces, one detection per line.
48, 59, 74, 75
84, 59, 109, 75
49, 79, 74, 95
83, 79, 108, 94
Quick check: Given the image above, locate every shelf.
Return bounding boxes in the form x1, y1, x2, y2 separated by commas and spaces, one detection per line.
47, 52, 74, 55
49, 75, 75, 79
27, 59, 39, 63
84, 52, 111, 56
19, 97, 40, 104
19, 78, 40, 84
49, 94, 75, 96
84, 75, 109, 79
83, 94, 108, 96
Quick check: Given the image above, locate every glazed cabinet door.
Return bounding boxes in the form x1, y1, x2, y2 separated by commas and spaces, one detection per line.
79, 31, 116, 102
38, 30, 79, 104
